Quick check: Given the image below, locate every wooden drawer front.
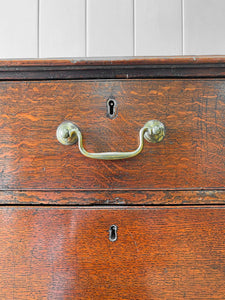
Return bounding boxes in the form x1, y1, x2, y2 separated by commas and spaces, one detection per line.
0, 207, 224, 299
0, 79, 225, 190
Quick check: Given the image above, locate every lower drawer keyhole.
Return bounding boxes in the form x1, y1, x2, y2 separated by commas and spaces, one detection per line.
109, 225, 118, 242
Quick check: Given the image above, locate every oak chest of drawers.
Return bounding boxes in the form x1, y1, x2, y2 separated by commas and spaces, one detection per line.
0, 57, 225, 299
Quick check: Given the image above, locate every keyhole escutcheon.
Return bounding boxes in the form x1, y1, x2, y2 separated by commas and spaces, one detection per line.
107, 98, 117, 119
109, 225, 118, 242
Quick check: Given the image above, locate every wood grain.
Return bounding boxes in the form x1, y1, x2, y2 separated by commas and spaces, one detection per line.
1, 56, 225, 80
0, 206, 224, 299
0, 79, 225, 191
1, 59, 225, 300
1, 190, 225, 205
2, 56, 225, 66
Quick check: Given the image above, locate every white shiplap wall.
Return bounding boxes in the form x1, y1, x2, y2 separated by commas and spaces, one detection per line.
0, 0, 225, 58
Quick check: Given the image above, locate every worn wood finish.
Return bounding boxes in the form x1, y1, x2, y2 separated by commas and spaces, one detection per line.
1, 79, 225, 191
1, 58, 225, 299
1, 190, 225, 205
2, 56, 225, 66
1, 56, 225, 80
0, 206, 224, 299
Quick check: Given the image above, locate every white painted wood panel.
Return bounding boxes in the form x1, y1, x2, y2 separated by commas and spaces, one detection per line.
87, 0, 133, 56
135, 0, 182, 56
184, 0, 225, 55
40, 0, 85, 58
0, 0, 38, 58
1, 0, 225, 59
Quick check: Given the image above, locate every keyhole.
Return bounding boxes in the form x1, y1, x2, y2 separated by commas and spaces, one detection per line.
109, 100, 114, 115
109, 225, 118, 242
107, 98, 117, 119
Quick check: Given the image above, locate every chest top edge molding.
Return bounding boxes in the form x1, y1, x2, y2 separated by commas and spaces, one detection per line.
1, 56, 225, 80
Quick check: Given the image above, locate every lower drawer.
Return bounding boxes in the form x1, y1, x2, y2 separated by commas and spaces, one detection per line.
0, 207, 224, 299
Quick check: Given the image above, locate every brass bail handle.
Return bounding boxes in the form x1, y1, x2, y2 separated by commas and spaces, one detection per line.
56, 120, 165, 160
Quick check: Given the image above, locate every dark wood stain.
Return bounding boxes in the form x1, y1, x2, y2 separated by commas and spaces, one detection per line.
1, 56, 225, 80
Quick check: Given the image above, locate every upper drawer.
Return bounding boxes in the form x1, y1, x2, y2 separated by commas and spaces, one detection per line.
0, 79, 225, 190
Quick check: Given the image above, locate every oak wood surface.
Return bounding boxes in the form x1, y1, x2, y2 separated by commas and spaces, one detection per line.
1, 55, 225, 66
0, 79, 225, 192
0, 206, 224, 299
1, 190, 225, 205
0, 59, 225, 299
1, 56, 225, 80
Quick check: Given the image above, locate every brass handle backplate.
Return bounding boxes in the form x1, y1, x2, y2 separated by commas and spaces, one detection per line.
56, 120, 165, 160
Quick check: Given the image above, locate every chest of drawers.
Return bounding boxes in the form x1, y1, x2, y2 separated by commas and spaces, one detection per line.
0, 57, 225, 299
